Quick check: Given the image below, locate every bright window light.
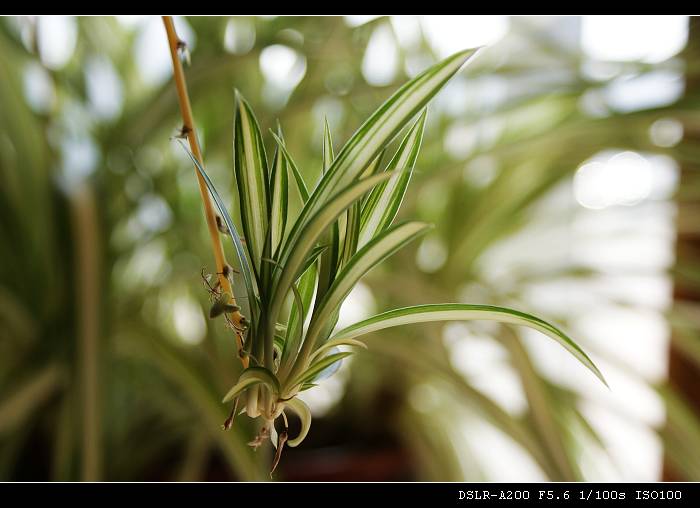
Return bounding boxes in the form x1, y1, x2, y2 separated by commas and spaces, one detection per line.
420, 16, 509, 57
38, 16, 77, 70
362, 25, 399, 86
581, 16, 688, 63
574, 151, 653, 209
259, 44, 306, 89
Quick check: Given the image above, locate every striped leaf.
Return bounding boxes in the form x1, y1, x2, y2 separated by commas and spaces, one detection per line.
284, 397, 311, 447
286, 351, 353, 393
233, 91, 270, 273
331, 303, 607, 386
309, 338, 367, 363
269, 125, 288, 256
316, 119, 341, 303
359, 109, 426, 247
339, 198, 361, 272
267, 171, 394, 343
276, 49, 481, 294
311, 346, 344, 381
322, 117, 334, 173
300, 221, 432, 368
280, 260, 319, 372
321, 49, 480, 201
271, 131, 309, 203
176, 139, 259, 311
222, 366, 280, 403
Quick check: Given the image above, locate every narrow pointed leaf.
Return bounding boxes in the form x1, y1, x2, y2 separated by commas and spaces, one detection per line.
286, 284, 305, 366
176, 139, 259, 309
287, 351, 353, 392
280, 260, 319, 374
303, 222, 432, 356
309, 338, 367, 363
316, 119, 341, 302
269, 126, 288, 256
311, 346, 344, 382
299, 245, 328, 278
359, 110, 426, 247
322, 117, 334, 173
322, 48, 479, 198
268, 171, 394, 335
339, 199, 361, 271
277, 49, 480, 291
360, 148, 386, 180
271, 131, 309, 203
332, 303, 607, 386
233, 92, 270, 272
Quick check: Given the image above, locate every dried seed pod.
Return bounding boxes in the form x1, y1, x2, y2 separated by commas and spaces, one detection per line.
209, 293, 240, 318
270, 429, 288, 476
176, 39, 191, 66
175, 124, 191, 139
215, 215, 230, 236
219, 263, 240, 281
222, 397, 240, 431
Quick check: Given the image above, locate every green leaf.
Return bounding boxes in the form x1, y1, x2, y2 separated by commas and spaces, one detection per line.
338, 198, 361, 271
286, 351, 353, 394
322, 117, 334, 173
302, 49, 479, 222
359, 110, 426, 247
222, 366, 280, 403
332, 303, 607, 386
271, 131, 309, 203
221, 377, 262, 405
276, 49, 480, 299
273, 332, 286, 354
323, 48, 479, 194
312, 346, 346, 382
316, 119, 341, 303
359, 148, 386, 180
267, 171, 394, 340
301, 222, 432, 362
285, 397, 311, 447
309, 338, 367, 363
233, 91, 270, 273
269, 124, 289, 257
176, 139, 259, 311
280, 260, 319, 375
299, 244, 328, 278
338, 147, 388, 273
285, 284, 305, 366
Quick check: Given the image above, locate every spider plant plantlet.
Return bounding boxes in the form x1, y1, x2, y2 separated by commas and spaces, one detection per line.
165, 19, 607, 473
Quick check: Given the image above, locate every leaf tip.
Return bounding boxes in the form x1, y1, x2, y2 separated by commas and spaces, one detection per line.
451, 46, 484, 68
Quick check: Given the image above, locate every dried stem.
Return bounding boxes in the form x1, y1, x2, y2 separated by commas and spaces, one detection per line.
162, 16, 248, 368
70, 184, 101, 480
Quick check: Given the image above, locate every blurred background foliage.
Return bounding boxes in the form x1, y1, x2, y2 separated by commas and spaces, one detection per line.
1, 15, 700, 481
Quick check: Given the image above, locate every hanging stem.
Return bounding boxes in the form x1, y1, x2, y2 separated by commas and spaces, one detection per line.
162, 16, 248, 368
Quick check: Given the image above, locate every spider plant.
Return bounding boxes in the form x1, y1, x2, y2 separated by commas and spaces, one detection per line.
172, 43, 607, 471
